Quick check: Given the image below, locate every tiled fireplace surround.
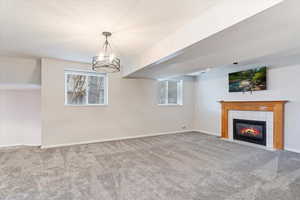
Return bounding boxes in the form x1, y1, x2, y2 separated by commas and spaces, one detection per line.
228, 111, 273, 149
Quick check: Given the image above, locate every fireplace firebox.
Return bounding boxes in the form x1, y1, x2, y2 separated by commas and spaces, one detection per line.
233, 119, 266, 146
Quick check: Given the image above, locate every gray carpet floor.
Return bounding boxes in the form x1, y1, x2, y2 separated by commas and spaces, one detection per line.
1, 132, 300, 200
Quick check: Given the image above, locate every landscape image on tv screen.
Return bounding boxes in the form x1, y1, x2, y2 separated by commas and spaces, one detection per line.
229, 67, 267, 93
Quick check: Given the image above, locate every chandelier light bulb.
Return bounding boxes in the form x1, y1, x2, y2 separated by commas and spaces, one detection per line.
109, 54, 115, 62
98, 53, 104, 61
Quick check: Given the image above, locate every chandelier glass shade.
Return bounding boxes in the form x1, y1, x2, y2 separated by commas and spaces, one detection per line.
92, 32, 120, 73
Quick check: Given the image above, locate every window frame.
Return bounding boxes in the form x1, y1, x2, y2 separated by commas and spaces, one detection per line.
158, 80, 183, 106
64, 69, 108, 106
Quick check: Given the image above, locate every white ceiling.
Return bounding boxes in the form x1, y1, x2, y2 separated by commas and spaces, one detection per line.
128, 0, 300, 79
0, 0, 220, 63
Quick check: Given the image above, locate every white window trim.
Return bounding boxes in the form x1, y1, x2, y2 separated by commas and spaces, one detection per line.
64, 69, 108, 106
158, 80, 183, 106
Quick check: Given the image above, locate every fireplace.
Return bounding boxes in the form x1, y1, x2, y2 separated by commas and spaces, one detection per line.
233, 119, 266, 146
220, 101, 287, 149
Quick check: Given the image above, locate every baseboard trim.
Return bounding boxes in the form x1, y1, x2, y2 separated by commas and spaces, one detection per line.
3, 131, 299, 155
195, 129, 220, 136
41, 130, 195, 149
285, 148, 300, 154
0, 144, 41, 149
0, 144, 21, 148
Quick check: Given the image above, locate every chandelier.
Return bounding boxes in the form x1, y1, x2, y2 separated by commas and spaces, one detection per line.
92, 32, 120, 73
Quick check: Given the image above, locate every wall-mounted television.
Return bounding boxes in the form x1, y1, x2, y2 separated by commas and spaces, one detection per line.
229, 67, 267, 93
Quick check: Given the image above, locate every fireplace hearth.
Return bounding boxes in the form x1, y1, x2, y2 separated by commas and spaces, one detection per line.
233, 119, 266, 146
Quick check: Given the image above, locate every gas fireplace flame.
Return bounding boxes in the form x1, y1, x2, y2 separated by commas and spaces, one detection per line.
240, 128, 260, 136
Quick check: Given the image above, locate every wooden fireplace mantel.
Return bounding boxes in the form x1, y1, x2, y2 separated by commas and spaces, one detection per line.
219, 100, 288, 150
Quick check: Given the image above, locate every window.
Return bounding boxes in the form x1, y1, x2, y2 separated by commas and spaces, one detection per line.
64, 70, 107, 106
158, 80, 183, 105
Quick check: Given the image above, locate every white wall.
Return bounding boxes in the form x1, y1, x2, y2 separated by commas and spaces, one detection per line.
194, 64, 300, 153
0, 90, 41, 146
41, 58, 195, 147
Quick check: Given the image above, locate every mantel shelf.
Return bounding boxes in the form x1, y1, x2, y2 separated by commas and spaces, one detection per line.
219, 100, 288, 103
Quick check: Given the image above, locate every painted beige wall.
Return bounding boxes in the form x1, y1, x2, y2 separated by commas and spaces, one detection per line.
0, 56, 41, 85
0, 56, 41, 147
0, 90, 41, 146
41, 58, 195, 147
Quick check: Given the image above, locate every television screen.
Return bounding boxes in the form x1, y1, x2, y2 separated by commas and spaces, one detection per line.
229, 67, 267, 92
